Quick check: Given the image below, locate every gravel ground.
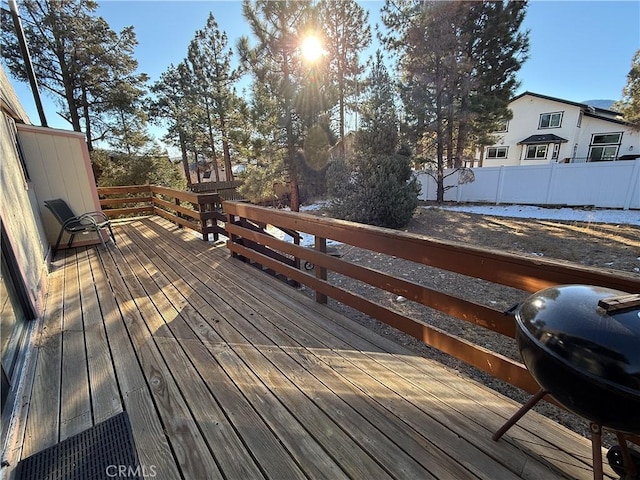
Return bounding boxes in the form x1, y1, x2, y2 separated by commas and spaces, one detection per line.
297, 203, 640, 447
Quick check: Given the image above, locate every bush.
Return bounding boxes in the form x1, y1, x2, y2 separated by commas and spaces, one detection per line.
326, 153, 420, 229
92, 150, 186, 190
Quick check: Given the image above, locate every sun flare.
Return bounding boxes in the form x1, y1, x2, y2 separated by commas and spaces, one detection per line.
301, 35, 325, 62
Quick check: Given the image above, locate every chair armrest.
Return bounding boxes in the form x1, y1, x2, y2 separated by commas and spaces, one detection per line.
78, 211, 110, 224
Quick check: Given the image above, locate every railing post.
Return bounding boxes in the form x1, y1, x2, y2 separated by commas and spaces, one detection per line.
174, 197, 183, 229
227, 212, 239, 258
315, 236, 327, 304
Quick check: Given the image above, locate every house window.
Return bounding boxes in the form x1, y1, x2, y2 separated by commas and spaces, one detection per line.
4, 114, 30, 182
486, 146, 508, 159
525, 145, 547, 159
588, 132, 622, 162
552, 144, 560, 160
539, 112, 563, 129
495, 119, 509, 132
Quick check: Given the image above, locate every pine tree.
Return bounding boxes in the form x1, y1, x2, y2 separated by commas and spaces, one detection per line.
382, 0, 528, 201
240, 0, 315, 211
187, 13, 243, 181
150, 63, 198, 185
356, 51, 398, 156
1, 0, 147, 151
613, 49, 640, 128
327, 53, 419, 229
319, 0, 371, 153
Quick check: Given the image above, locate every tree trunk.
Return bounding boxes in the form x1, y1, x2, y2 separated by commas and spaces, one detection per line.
178, 128, 192, 187
220, 116, 233, 181
81, 86, 93, 151
282, 46, 299, 212
204, 99, 221, 182
338, 73, 345, 157
195, 148, 202, 183
436, 66, 445, 203
59, 52, 82, 133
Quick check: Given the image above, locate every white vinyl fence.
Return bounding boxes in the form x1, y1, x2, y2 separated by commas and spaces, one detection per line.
417, 159, 640, 210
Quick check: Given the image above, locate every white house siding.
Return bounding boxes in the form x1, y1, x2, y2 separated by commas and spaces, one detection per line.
481, 93, 638, 167
573, 115, 639, 163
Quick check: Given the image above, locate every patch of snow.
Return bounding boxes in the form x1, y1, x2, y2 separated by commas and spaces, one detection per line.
423, 204, 640, 226
300, 200, 330, 212
265, 224, 342, 248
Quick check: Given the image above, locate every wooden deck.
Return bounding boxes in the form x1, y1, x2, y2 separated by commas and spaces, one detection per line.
11, 216, 614, 479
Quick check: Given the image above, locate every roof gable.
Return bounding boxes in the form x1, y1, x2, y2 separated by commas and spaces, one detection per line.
512, 91, 628, 125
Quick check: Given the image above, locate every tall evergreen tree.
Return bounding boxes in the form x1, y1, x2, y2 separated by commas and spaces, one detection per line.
150, 63, 197, 185
319, 0, 371, 153
1, 0, 147, 151
105, 79, 153, 156
326, 52, 419, 229
613, 49, 640, 128
239, 0, 314, 211
464, 1, 529, 164
356, 51, 398, 156
187, 13, 243, 181
382, 0, 528, 201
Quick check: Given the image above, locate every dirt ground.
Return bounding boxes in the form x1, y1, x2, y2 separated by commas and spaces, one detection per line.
301, 204, 640, 446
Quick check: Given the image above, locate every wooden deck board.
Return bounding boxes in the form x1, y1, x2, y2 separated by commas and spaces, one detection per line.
77, 248, 122, 424
140, 217, 603, 479
136, 220, 560, 480
20, 251, 65, 459
13, 216, 616, 480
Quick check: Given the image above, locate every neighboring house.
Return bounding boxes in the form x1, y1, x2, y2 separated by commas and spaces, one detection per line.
480, 92, 640, 167
328, 131, 357, 160
0, 66, 102, 435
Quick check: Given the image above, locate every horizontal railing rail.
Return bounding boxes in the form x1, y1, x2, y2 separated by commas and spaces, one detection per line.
223, 200, 640, 398
190, 180, 245, 200
97, 185, 226, 241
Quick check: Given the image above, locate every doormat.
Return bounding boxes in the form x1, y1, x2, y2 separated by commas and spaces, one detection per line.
16, 411, 140, 480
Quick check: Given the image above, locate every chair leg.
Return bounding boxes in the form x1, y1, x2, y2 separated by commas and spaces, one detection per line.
67, 233, 75, 249
53, 228, 65, 255
108, 224, 116, 245
96, 228, 107, 250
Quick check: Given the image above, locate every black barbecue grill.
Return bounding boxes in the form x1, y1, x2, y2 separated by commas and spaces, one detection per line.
493, 285, 640, 479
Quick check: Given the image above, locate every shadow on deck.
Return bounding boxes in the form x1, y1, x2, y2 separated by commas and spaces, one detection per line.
7, 216, 614, 479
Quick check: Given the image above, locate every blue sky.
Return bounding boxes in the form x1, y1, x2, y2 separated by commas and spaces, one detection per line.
7, 0, 640, 144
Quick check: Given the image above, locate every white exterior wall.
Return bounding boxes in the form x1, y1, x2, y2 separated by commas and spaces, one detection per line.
572, 115, 639, 163
16, 124, 103, 248
481, 93, 638, 167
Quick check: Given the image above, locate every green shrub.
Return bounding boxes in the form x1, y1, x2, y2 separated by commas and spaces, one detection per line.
326, 153, 420, 229
92, 149, 186, 190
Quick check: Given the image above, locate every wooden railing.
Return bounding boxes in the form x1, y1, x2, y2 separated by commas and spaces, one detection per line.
97, 185, 226, 241
223, 200, 640, 397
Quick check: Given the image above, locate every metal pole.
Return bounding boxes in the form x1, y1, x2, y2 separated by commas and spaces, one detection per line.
8, 0, 48, 127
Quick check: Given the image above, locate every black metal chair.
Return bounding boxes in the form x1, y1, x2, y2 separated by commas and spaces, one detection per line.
44, 198, 115, 254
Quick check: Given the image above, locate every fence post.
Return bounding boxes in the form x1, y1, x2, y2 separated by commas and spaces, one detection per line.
174, 197, 183, 229
623, 159, 640, 210
495, 166, 506, 204
545, 162, 558, 204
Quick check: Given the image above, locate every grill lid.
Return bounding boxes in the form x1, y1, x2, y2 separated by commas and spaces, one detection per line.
516, 284, 640, 393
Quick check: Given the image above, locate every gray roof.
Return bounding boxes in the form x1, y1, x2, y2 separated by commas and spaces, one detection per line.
518, 134, 568, 145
